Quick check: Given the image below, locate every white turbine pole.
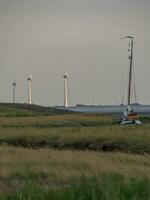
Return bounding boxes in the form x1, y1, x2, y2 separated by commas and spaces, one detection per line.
63, 72, 68, 108
27, 73, 32, 105
12, 81, 16, 104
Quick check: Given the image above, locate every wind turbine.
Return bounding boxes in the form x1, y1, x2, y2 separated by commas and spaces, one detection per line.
27, 73, 32, 105
63, 72, 69, 108
12, 79, 16, 104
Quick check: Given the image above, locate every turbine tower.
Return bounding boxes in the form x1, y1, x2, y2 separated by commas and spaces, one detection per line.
12, 80, 16, 104
27, 73, 32, 105
63, 72, 69, 108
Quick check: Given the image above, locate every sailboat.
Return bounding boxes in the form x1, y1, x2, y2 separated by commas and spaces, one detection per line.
118, 36, 142, 125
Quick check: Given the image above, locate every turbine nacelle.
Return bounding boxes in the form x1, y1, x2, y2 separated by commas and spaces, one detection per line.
63, 72, 68, 79
12, 82, 16, 86
27, 73, 32, 81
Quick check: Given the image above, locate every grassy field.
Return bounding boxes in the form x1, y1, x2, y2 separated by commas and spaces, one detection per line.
0, 146, 150, 199
0, 105, 150, 199
0, 122, 150, 153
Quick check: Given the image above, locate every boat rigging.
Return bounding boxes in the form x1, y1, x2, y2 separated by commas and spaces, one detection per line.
118, 36, 141, 125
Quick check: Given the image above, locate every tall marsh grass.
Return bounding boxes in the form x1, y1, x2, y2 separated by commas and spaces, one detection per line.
0, 125, 150, 153
0, 146, 150, 182
1, 174, 150, 200
0, 146, 150, 199
0, 114, 116, 128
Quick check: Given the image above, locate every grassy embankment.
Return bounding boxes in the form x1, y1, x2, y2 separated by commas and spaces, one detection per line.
0, 104, 150, 199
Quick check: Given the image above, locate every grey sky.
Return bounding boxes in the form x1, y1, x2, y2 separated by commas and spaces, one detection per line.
0, 0, 149, 106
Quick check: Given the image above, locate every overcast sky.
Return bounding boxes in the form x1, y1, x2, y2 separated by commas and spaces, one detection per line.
0, 0, 149, 106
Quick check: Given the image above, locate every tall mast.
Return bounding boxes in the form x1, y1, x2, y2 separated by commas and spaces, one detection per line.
128, 37, 133, 105
121, 36, 134, 105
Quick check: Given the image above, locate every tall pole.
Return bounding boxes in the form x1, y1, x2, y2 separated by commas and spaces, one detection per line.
27, 73, 32, 105
63, 72, 68, 108
12, 81, 16, 104
121, 36, 134, 105
128, 37, 133, 105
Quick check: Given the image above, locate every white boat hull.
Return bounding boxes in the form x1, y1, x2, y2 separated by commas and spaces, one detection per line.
119, 119, 142, 125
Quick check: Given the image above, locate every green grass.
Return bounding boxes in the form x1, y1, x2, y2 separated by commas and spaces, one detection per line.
0, 114, 116, 128
1, 174, 150, 200
0, 106, 150, 199
0, 125, 150, 153
0, 113, 149, 153
0, 103, 74, 117
0, 105, 48, 117
0, 147, 150, 192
